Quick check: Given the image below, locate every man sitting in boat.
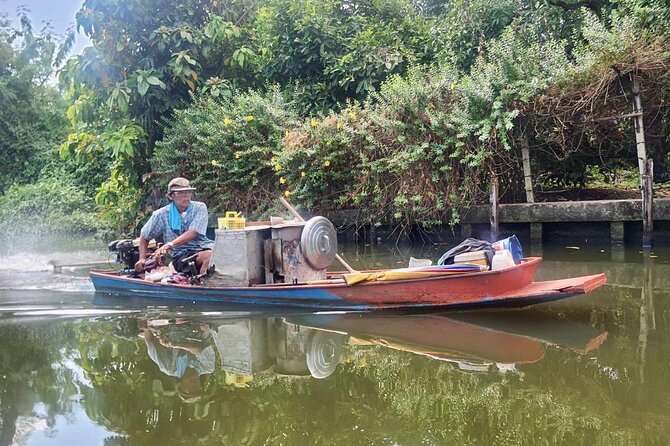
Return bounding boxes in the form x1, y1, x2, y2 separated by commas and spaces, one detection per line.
135, 177, 214, 275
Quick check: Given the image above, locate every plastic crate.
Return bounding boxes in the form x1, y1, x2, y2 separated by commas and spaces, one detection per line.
218, 211, 246, 230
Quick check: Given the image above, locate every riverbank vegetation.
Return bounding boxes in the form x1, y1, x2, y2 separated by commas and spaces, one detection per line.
0, 11, 108, 242
1, 0, 669, 236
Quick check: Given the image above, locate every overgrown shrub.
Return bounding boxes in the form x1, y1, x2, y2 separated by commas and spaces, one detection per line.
153, 88, 299, 218
525, 13, 669, 188
149, 8, 670, 233
275, 25, 572, 227
279, 68, 467, 228
0, 174, 106, 241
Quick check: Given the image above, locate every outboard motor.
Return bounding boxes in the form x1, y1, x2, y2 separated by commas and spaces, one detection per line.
108, 239, 140, 276
108, 238, 192, 279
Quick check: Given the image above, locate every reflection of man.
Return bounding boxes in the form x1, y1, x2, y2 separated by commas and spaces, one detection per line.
135, 177, 214, 275
140, 320, 215, 402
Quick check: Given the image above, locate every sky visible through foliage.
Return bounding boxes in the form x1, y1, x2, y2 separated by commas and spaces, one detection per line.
0, 0, 90, 53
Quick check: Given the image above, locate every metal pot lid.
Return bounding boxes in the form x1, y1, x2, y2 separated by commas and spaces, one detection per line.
306, 330, 344, 379
300, 216, 337, 270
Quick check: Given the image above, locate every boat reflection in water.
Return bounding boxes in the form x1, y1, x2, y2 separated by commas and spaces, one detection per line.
134, 308, 608, 384
139, 315, 348, 385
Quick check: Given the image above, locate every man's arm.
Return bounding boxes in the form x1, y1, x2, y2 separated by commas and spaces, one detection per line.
170, 230, 198, 246
153, 230, 198, 258
134, 236, 150, 272
135, 210, 162, 272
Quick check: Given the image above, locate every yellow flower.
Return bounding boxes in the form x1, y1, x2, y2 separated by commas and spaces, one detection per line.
245, 115, 254, 122
234, 151, 242, 159
450, 82, 457, 90
326, 140, 332, 146
274, 163, 283, 172
279, 176, 286, 184
300, 171, 306, 177
323, 160, 331, 167
310, 118, 318, 128
224, 118, 233, 126
284, 190, 292, 197
211, 159, 219, 166
336, 122, 343, 130
271, 156, 277, 163
348, 111, 356, 120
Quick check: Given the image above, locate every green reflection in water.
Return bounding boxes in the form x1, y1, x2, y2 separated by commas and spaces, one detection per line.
0, 246, 669, 445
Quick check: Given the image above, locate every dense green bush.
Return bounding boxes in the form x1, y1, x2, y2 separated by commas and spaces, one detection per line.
153, 88, 299, 218
150, 8, 670, 231
525, 12, 669, 189
276, 24, 573, 226
0, 174, 106, 240
0, 14, 72, 194
278, 69, 465, 227
0, 13, 109, 238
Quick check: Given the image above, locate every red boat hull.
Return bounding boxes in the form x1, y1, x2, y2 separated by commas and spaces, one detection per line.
90, 257, 607, 310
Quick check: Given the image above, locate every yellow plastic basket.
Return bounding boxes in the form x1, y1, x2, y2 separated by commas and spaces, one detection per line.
218, 211, 246, 230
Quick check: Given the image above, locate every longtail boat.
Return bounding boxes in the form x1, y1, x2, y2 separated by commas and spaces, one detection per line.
90, 257, 606, 310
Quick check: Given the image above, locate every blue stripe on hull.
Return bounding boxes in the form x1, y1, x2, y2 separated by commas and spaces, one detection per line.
91, 274, 373, 310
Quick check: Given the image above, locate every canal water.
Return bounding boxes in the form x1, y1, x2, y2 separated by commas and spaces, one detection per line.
0, 239, 668, 445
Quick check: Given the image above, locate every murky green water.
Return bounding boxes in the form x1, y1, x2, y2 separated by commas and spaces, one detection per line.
0, 241, 669, 445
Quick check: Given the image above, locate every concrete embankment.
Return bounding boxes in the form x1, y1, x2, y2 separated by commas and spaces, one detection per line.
324, 198, 670, 247
538, 260, 670, 291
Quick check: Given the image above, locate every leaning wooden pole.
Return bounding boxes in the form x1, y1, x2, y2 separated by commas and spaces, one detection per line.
631, 75, 653, 247
632, 75, 648, 176
490, 174, 499, 242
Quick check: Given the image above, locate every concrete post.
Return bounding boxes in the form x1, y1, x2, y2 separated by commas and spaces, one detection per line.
369, 223, 378, 245
530, 223, 543, 256
642, 160, 654, 248
610, 221, 624, 246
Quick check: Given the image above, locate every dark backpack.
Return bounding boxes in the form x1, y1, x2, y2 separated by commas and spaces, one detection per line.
437, 238, 495, 266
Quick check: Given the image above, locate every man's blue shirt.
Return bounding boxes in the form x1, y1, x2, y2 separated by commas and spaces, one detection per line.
140, 201, 214, 255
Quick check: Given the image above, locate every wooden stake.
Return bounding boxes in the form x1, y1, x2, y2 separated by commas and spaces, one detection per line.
631, 75, 653, 247
521, 136, 535, 203
490, 175, 499, 242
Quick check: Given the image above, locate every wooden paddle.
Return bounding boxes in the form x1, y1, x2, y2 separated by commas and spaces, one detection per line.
279, 197, 358, 273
